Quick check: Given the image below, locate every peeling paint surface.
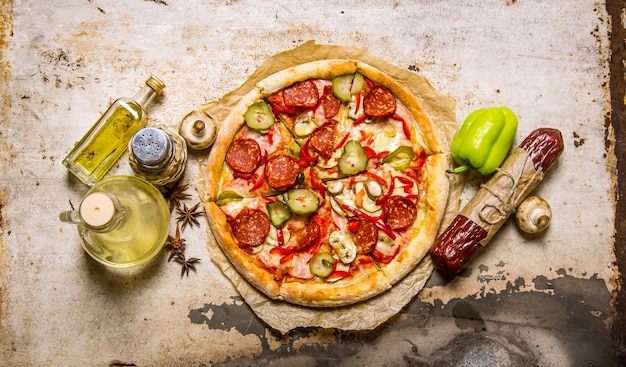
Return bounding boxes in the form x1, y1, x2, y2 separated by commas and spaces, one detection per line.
0, 0, 620, 365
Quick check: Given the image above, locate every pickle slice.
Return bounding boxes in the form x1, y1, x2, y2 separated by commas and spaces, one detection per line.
382, 145, 415, 171
309, 252, 335, 277
332, 73, 365, 102
338, 140, 368, 175
286, 188, 319, 214
215, 190, 243, 205
267, 201, 292, 228
245, 100, 275, 131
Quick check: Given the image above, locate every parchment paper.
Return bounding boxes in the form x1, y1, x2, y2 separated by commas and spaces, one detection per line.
196, 41, 461, 333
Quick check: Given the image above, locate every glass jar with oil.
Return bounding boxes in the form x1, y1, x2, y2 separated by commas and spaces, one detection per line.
59, 175, 170, 268
62, 75, 165, 186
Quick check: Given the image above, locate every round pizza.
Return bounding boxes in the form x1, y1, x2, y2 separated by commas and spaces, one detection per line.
204, 59, 449, 307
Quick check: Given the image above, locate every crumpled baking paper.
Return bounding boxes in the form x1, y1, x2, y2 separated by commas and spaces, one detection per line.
196, 41, 461, 334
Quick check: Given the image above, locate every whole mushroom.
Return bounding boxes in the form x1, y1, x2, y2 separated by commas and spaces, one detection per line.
515, 196, 552, 234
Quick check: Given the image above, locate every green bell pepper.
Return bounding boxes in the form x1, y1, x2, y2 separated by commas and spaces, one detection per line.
448, 106, 518, 175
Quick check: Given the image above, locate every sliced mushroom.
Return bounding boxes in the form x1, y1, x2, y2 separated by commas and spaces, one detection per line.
515, 196, 552, 234
329, 230, 357, 264
294, 114, 317, 137
326, 180, 345, 196
364, 179, 383, 200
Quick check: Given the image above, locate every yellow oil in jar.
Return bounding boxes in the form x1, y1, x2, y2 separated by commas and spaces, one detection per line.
77, 176, 170, 268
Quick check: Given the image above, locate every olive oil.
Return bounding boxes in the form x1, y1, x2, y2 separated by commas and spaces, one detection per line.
63, 75, 165, 186
60, 176, 170, 268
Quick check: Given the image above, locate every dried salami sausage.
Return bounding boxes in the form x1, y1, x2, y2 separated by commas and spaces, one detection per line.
309, 122, 338, 158
383, 196, 417, 230
352, 220, 378, 254
264, 154, 301, 189
320, 85, 341, 119
232, 208, 270, 247
363, 85, 396, 117
225, 138, 262, 174
283, 80, 319, 108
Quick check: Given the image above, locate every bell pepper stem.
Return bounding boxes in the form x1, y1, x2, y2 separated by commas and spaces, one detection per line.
446, 165, 471, 174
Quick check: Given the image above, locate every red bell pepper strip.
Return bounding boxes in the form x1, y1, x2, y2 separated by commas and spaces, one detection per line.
266, 126, 274, 144
353, 113, 367, 125
249, 171, 265, 192
341, 204, 396, 240
335, 132, 350, 150
347, 220, 360, 233
277, 227, 284, 247
279, 253, 295, 264
270, 246, 295, 255
309, 169, 326, 199
405, 194, 420, 202
392, 113, 411, 140
374, 150, 390, 159
326, 270, 352, 280
363, 146, 376, 159
354, 92, 361, 113
365, 78, 374, 90
375, 178, 395, 206
300, 139, 318, 164
364, 171, 387, 186
394, 176, 414, 187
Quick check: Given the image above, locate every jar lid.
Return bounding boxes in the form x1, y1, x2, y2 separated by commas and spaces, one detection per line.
145, 75, 165, 95
131, 127, 173, 171
80, 192, 115, 228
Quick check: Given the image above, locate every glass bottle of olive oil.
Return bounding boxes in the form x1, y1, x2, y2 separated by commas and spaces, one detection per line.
62, 75, 165, 186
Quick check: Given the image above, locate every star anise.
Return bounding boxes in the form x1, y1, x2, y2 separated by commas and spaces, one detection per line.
165, 224, 186, 261
174, 253, 200, 278
164, 183, 191, 212
176, 202, 205, 230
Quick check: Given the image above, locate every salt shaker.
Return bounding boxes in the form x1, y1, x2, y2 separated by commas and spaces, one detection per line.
128, 126, 187, 187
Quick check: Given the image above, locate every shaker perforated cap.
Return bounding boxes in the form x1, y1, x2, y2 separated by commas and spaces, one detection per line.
131, 127, 173, 171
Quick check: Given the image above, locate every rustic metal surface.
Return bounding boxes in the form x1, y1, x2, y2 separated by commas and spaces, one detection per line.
0, 0, 621, 366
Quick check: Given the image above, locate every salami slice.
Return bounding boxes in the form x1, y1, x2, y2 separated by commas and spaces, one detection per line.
232, 208, 270, 247
226, 138, 262, 174
320, 85, 341, 119
363, 85, 396, 117
352, 220, 378, 255
294, 218, 321, 251
309, 122, 338, 158
383, 196, 417, 230
264, 154, 301, 189
283, 80, 319, 108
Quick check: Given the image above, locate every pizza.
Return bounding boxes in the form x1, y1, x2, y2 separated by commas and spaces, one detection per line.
203, 59, 449, 307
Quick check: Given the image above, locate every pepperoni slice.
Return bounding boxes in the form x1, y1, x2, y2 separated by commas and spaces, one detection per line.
363, 85, 396, 117
320, 85, 341, 119
264, 154, 301, 189
383, 196, 417, 230
309, 122, 338, 158
283, 80, 319, 108
226, 138, 262, 174
267, 92, 295, 114
352, 220, 378, 255
294, 218, 321, 251
232, 208, 270, 247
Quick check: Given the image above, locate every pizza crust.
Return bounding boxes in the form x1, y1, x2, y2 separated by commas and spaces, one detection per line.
279, 269, 391, 308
